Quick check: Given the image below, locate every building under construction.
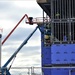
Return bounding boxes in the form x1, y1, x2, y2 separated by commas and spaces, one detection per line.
37, 0, 75, 75
1, 0, 75, 75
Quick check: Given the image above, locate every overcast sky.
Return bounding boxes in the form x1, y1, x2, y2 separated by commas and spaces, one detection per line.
0, 0, 43, 74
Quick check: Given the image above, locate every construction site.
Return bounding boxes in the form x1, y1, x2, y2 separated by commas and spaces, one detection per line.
0, 0, 75, 75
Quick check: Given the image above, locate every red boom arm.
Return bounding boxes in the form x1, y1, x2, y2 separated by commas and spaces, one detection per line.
2, 14, 30, 45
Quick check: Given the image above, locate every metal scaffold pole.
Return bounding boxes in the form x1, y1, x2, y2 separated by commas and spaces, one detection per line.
0, 34, 2, 68
0, 29, 2, 74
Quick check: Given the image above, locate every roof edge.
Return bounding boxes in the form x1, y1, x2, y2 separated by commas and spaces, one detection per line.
36, 0, 47, 3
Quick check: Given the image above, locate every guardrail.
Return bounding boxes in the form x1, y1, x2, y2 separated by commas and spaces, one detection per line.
1, 66, 75, 75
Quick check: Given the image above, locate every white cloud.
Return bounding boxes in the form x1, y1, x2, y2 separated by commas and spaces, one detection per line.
13, 0, 36, 8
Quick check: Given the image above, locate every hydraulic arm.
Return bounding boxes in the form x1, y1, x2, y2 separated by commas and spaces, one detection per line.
1, 14, 48, 75
2, 14, 49, 45
1, 26, 39, 75
2, 14, 30, 45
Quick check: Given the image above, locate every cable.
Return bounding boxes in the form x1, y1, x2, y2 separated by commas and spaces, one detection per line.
8, 56, 16, 71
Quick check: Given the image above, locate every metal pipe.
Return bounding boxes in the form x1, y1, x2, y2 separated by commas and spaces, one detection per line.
0, 34, 2, 68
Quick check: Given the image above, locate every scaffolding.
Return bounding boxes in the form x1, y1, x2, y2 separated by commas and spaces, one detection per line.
37, 0, 75, 75
51, 0, 75, 44
38, 0, 75, 45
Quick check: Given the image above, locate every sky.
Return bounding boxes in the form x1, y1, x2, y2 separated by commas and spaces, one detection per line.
0, 0, 43, 74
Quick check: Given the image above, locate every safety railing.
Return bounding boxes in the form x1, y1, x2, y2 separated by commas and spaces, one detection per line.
1, 67, 75, 75
25, 17, 50, 25
1, 67, 42, 75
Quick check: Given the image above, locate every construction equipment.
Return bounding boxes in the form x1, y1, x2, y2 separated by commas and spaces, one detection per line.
1, 26, 39, 75
2, 14, 50, 45
0, 12, 50, 74
26, 17, 50, 25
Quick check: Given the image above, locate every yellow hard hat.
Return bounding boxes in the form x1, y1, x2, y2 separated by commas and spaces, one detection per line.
44, 35, 50, 39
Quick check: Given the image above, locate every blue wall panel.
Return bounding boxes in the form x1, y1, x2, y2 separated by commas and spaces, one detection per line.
42, 68, 51, 75
51, 69, 69, 75
42, 68, 75, 75
41, 24, 75, 75
42, 44, 75, 75
51, 44, 75, 64
51, 68, 75, 75
42, 47, 51, 65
